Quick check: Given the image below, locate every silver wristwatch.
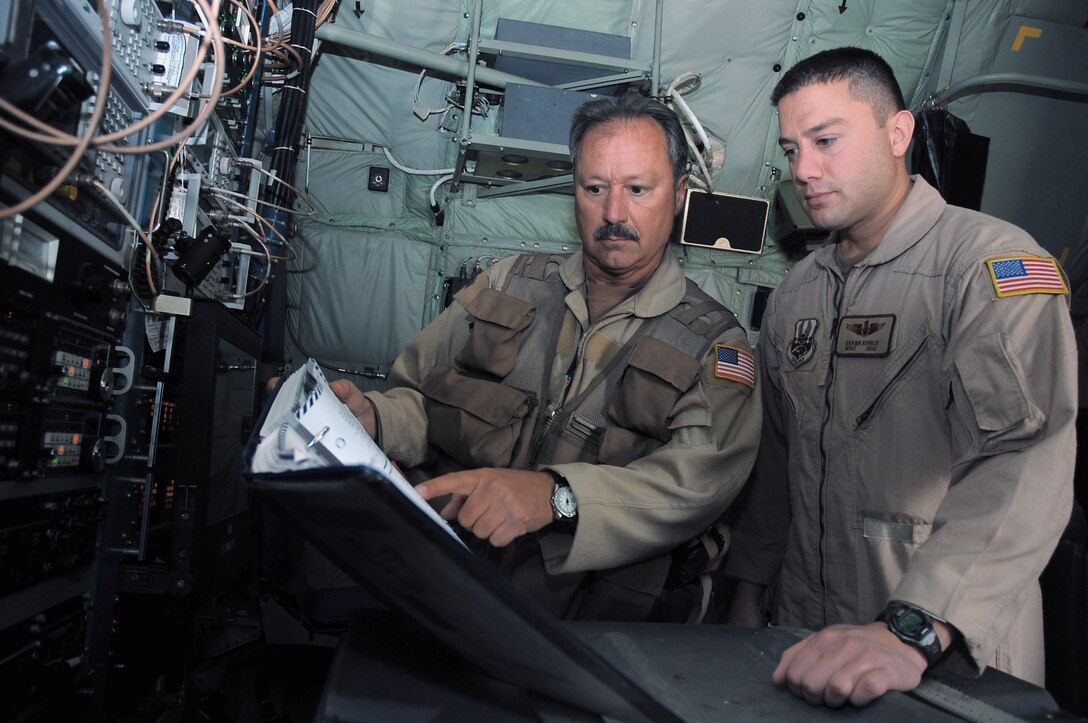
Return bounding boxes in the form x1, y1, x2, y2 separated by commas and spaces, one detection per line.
549, 473, 578, 524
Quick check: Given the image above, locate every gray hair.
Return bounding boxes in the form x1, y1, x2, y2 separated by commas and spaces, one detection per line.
569, 93, 688, 188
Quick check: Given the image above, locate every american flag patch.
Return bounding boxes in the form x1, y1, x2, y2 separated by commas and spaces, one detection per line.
986, 256, 1068, 298
714, 344, 756, 388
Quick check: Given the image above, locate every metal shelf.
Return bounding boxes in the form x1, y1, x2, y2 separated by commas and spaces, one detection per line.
456, 134, 573, 192
451, 0, 662, 199
477, 39, 652, 91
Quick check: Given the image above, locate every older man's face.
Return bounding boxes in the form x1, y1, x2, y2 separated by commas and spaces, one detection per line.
574, 118, 686, 286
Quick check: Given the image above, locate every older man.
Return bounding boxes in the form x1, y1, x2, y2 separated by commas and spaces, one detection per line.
333, 93, 761, 621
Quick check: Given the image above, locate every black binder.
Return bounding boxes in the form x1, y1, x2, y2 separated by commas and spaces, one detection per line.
248, 466, 683, 723
249, 465, 1070, 722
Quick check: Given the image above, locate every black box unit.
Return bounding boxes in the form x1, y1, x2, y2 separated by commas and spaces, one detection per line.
491, 18, 630, 87
172, 300, 260, 601
502, 84, 601, 146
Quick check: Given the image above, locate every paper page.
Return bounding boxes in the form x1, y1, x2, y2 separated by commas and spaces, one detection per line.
253, 359, 464, 545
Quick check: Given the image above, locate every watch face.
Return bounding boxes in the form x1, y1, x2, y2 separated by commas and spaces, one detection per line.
898, 610, 925, 636
554, 485, 577, 517
890, 606, 937, 646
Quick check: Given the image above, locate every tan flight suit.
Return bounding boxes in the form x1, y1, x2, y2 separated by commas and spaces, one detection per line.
724, 177, 1076, 683
366, 250, 761, 620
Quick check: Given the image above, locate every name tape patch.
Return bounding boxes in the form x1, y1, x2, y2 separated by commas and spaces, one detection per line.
836, 314, 896, 357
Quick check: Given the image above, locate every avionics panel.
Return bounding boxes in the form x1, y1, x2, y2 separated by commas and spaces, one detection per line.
0, 0, 151, 256
0, 594, 93, 720
3, 0, 270, 718
0, 205, 128, 492
0, 201, 127, 722
0, 488, 103, 596
106, 302, 257, 597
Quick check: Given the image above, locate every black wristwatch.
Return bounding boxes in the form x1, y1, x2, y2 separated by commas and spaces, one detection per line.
548, 472, 578, 524
878, 603, 943, 670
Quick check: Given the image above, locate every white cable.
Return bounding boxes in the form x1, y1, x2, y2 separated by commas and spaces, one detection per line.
382, 146, 454, 176
662, 72, 715, 187
210, 187, 313, 216
430, 173, 454, 208
216, 194, 293, 255
235, 159, 318, 215
226, 216, 272, 298
665, 90, 713, 188
669, 89, 710, 160
682, 126, 712, 190
665, 71, 702, 97
92, 179, 162, 303
412, 69, 439, 119
412, 43, 465, 120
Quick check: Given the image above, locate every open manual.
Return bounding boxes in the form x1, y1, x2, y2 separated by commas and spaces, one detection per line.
249, 358, 464, 546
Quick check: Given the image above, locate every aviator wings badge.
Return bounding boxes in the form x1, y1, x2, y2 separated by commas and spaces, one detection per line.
787, 318, 819, 368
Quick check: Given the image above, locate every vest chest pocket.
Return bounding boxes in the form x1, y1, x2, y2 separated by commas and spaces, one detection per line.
420, 364, 534, 469
601, 337, 701, 466
457, 288, 536, 379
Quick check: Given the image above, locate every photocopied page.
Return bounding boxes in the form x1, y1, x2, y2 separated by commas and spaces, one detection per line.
251, 358, 463, 544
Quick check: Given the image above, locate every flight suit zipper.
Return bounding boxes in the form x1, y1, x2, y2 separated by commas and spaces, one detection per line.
816, 268, 846, 626
854, 342, 928, 428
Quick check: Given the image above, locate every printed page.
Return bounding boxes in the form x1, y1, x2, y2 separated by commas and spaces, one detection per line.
252, 359, 463, 545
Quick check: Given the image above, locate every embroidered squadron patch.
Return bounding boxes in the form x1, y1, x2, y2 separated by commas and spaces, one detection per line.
713, 344, 756, 388
836, 314, 896, 357
787, 318, 819, 368
986, 256, 1068, 298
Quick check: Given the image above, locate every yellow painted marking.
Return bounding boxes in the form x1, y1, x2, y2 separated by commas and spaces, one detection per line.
1012, 25, 1042, 51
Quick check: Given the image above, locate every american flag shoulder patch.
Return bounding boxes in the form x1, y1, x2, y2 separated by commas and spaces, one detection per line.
713, 343, 756, 388
986, 256, 1068, 298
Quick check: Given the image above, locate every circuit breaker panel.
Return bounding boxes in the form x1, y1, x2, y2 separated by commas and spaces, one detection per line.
0, 0, 284, 716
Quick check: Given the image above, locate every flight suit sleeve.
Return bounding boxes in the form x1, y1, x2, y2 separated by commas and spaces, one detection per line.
891, 253, 1076, 676
541, 324, 763, 574
720, 298, 793, 588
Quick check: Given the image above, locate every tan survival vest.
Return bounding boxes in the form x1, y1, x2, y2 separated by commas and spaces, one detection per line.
420, 253, 739, 475
417, 253, 739, 621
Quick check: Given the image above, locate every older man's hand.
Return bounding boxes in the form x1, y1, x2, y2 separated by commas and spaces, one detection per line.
264, 376, 379, 440
327, 379, 378, 440
416, 468, 557, 547
773, 622, 929, 707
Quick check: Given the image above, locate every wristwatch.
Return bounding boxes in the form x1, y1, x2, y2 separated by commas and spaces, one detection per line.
878, 603, 943, 670
548, 472, 578, 524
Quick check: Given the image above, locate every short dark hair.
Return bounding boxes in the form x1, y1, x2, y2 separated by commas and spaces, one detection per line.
569, 93, 688, 188
771, 47, 907, 123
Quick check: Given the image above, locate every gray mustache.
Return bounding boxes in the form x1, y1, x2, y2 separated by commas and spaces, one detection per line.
594, 223, 640, 242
